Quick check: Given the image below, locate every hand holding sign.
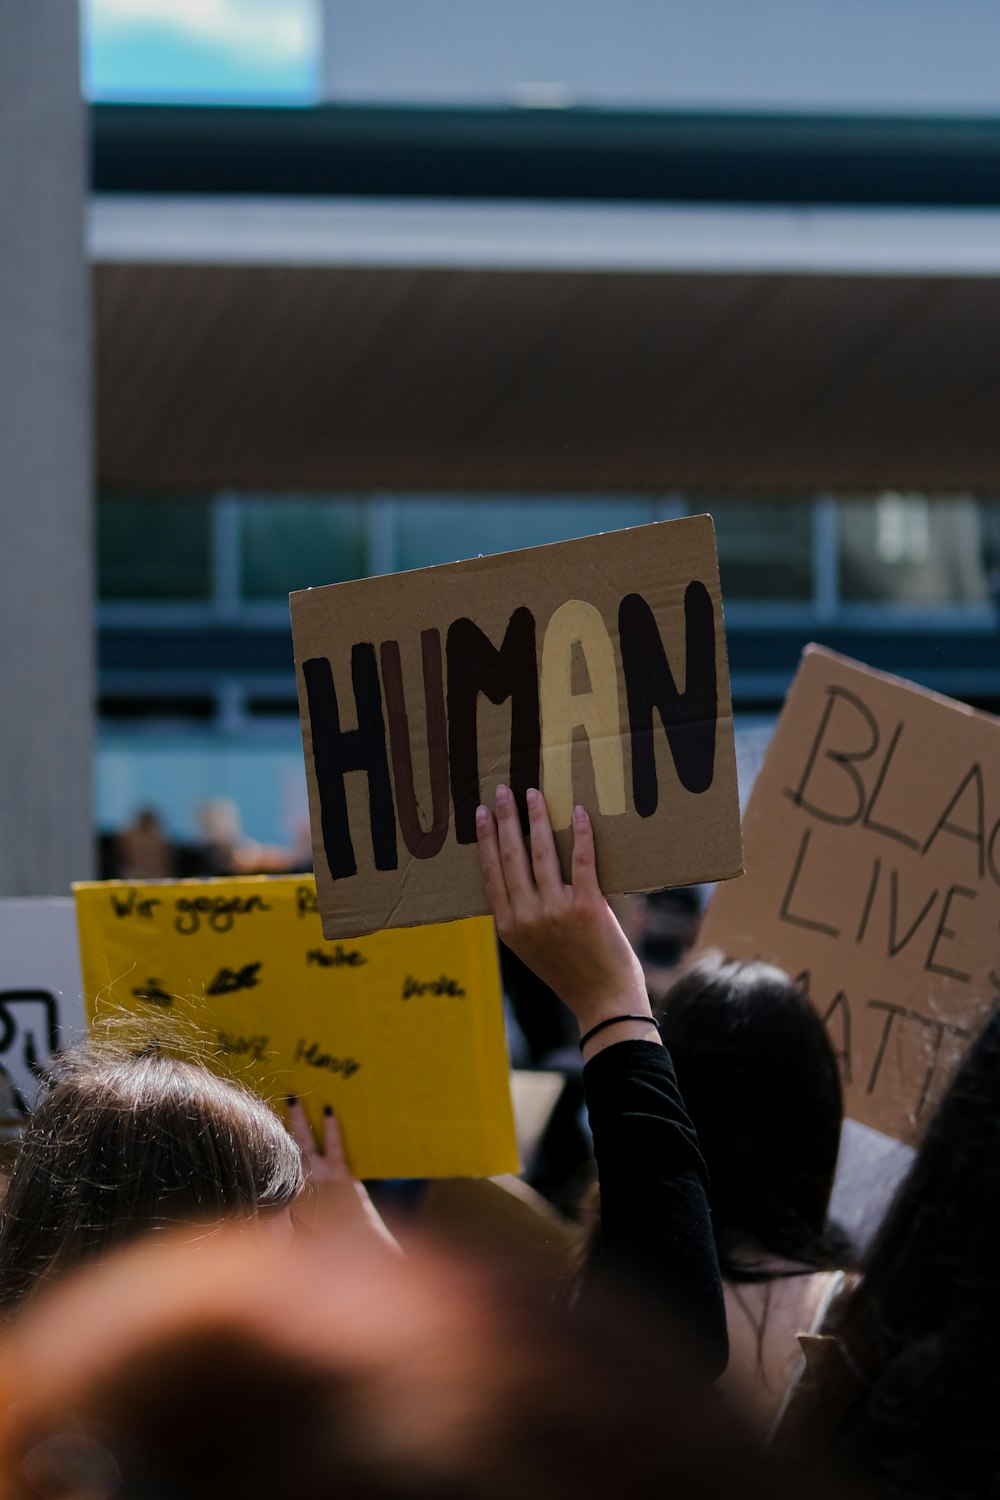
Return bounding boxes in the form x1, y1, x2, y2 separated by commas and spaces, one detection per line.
287, 1098, 400, 1257
292, 516, 742, 939
476, 786, 656, 1058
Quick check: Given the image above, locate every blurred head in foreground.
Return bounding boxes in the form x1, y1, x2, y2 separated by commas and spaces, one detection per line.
0, 1042, 302, 1314
0, 1226, 848, 1500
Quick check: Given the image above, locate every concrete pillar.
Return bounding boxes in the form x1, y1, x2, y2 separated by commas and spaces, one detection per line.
0, 1, 94, 894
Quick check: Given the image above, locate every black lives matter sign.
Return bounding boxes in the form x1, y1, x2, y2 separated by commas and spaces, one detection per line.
700, 646, 1000, 1143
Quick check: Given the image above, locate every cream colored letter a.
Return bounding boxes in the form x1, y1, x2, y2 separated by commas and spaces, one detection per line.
540, 600, 627, 830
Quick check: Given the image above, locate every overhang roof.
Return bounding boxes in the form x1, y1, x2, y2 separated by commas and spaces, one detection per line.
93, 197, 1000, 493
92, 103, 1000, 207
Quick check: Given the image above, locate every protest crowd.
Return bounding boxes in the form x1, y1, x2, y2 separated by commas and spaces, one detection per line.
7, 9, 1000, 1496
1, 771, 997, 1500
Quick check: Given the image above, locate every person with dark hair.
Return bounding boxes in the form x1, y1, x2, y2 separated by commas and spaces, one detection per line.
657, 954, 850, 1424
476, 785, 728, 1377
0, 1223, 852, 1500
0, 1042, 304, 1313
775, 999, 1000, 1499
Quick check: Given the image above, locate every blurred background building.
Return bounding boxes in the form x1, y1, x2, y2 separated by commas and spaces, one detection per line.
12, 0, 1000, 876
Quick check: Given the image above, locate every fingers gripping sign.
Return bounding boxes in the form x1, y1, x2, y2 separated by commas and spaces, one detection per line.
475, 787, 659, 1060
286, 1097, 401, 1256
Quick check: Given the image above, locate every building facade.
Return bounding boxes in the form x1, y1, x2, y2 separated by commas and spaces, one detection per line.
88, 1, 1000, 844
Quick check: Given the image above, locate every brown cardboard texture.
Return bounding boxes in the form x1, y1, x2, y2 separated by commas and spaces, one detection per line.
698, 645, 1000, 1144
291, 515, 742, 938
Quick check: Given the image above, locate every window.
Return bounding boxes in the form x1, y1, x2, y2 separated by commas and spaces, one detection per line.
98, 489, 1000, 620
98, 497, 213, 601
838, 495, 991, 606
390, 497, 662, 572
703, 499, 814, 602
99, 694, 216, 721
239, 497, 369, 598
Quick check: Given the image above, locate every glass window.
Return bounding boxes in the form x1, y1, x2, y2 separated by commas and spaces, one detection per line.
98, 497, 213, 601
838, 495, 990, 605
391, 497, 662, 572
978, 498, 1000, 598
700, 499, 814, 601
246, 695, 299, 718
99, 695, 216, 721
239, 497, 369, 599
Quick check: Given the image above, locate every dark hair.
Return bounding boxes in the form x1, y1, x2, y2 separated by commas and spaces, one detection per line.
657, 955, 846, 1281
822, 1002, 1000, 1498
0, 1228, 851, 1500
0, 1043, 302, 1313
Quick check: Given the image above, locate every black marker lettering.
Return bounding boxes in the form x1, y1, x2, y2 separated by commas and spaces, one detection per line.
447, 608, 540, 844
131, 978, 172, 1007
820, 990, 853, 1086
402, 975, 466, 999
619, 583, 718, 818
296, 886, 319, 918
866, 1003, 972, 1119
306, 946, 367, 969
921, 764, 986, 879
303, 647, 398, 879
786, 687, 879, 826
173, 894, 271, 937
217, 1031, 270, 1065
292, 1038, 362, 1078
861, 722, 920, 849
381, 631, 450, 859
206, 963, 262, 997
913, 1017, 949, 1119
865, 1000, 906, 1097
778, 828, 841, 938
924, 882, 976, 982
887, 869, 938, 959
855, 858, 881, 944
110, 889, 161, 920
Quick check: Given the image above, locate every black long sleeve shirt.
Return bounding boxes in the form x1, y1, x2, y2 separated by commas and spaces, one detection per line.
582, 1038, 728, 1379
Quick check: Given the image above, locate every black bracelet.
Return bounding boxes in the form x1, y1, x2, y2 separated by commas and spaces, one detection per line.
578, 1014, 661, 1051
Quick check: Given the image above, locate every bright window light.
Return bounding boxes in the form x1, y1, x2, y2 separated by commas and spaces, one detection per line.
82, 0, 320, 102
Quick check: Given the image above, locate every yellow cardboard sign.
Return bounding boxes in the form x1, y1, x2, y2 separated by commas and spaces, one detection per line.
73, 876, 517, 1180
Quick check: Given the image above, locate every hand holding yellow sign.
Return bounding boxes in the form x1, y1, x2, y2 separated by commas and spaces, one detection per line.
74, 875, 517, 1180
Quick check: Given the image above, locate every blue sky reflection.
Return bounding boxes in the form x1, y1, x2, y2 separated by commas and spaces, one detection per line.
83, 0, 320, 103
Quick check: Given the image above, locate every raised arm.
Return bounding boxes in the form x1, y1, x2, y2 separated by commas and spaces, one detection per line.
476, 786, 656, 1057
476, 787, 727, 1377
286, 1099, 401, 1258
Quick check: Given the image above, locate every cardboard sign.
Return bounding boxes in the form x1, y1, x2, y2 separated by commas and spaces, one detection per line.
698, 646, 1000, 1143
73, 876, 517, 1180
291, 516, 742, 938
0, 899, 85, 1126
